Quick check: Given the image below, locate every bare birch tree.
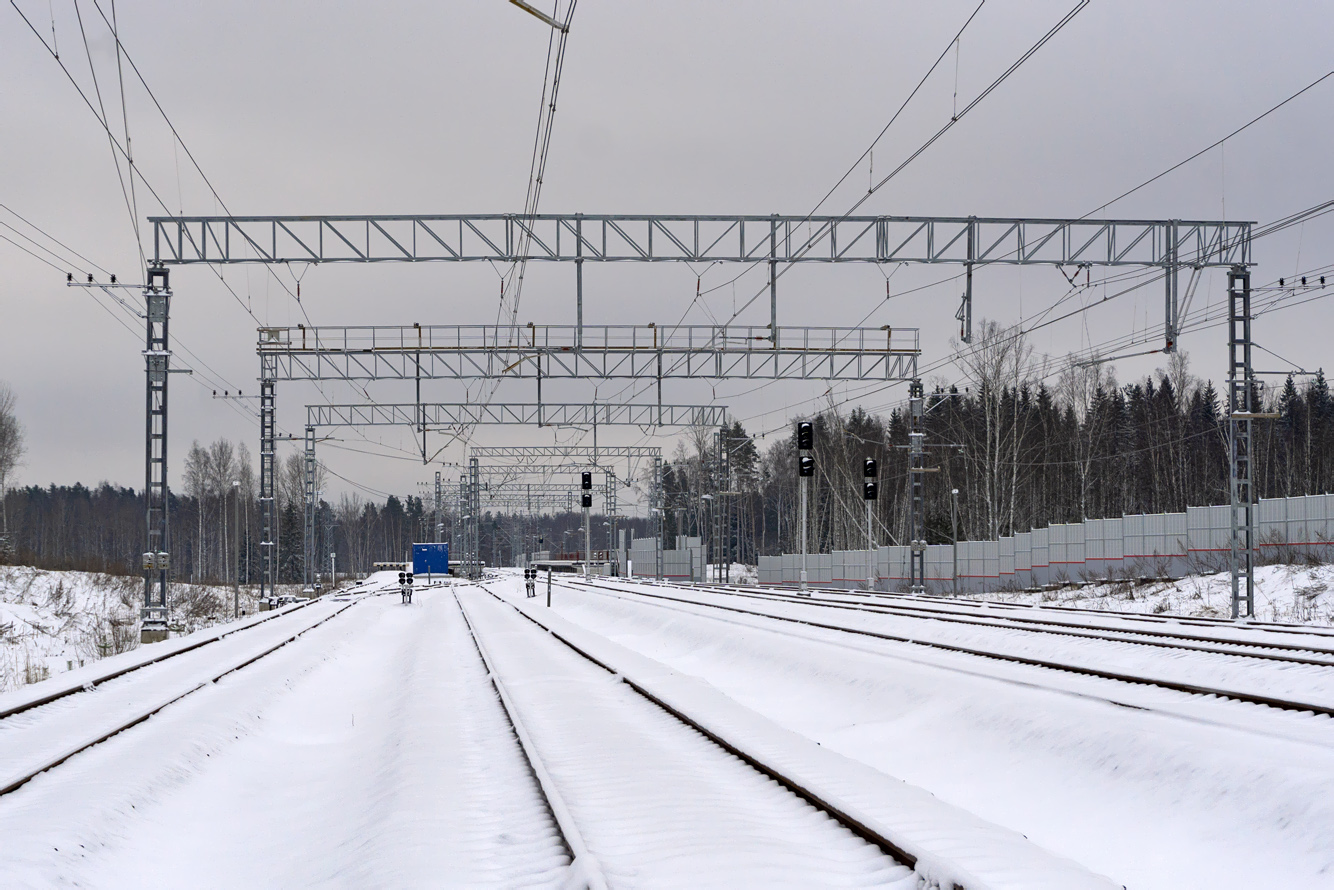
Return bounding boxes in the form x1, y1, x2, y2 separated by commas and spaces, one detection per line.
0, 383, 24, 543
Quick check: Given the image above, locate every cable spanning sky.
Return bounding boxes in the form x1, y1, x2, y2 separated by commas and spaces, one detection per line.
2, 0, 1332, 507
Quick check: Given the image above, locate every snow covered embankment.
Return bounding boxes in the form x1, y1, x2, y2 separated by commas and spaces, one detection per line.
969, 563, 1334, 625
0, 566, 246, 693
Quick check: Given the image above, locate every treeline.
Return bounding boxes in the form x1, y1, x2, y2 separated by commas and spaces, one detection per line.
660, 325, 1334, 557
5, 322, 1334, 572
2, 440, 449, 582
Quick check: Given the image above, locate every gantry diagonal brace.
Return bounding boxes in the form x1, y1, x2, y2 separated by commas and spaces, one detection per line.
156, 212, 1250, 355
307, 402, 728, 429
470, 445, 662, 461
260, 324, 921, 382
151, 214, 1250, 267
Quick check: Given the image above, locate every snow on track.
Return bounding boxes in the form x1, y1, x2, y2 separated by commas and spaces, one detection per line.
533, 577, 1334, 890
592, 580, 1334, 712
755, 584, 1334, 657
457, 586, 917, 889
0, 585, 569, 887
0, 595, 367, 796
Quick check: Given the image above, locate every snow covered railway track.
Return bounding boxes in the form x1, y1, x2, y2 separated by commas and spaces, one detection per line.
452, 588, 599, 889
689, 583, 1334, 667
0, 595, 368, 798
576, 581, 1334, 720
759, 581, 1334, 642
0, 599, 333, 722
455, 587, 920, 889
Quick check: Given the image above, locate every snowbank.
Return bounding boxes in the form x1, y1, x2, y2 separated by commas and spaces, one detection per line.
0, 566, 262, 692
964, 563, 1334, 625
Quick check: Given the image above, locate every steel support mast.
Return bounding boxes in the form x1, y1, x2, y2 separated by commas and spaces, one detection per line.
434, 471, 443, 544
908, 380, 926, 595
651, 455, 664, 580
141, 266, 172, 642
468, 457, 481, 578
303, 425, 317, 587
1227, 267, 1257, 619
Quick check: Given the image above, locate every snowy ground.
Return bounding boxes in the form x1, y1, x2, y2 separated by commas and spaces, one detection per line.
0, 565, 304, 693
527, 575, 1334, 889
3, 568, 1331, 887
964, 563, 1334, 625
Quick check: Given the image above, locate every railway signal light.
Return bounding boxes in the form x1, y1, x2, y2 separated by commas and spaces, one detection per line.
799, 455, 814, 477
581, 471, 592, 490
797, 421, 813, 450
397, 571, 406, 584
864, 480, 878, 501
864, 458, 877, 478
581, 492, 593, 508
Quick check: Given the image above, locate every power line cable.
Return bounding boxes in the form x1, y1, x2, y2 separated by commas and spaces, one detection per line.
1085, 69, 1334, 218
86, 0, 308, 322
72, 0, 143, 268
0, 202, 110, 275
723, 0, 1091, 327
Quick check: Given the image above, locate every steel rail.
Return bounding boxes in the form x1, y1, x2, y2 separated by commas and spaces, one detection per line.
452, 586, 607, 890
571, 580, 1334, 719
779, 583, 1334, 641
0, 594, 370, 798
0, 597, 321, 721
471, 583, 941, 886
695, 584, 1334, 666
895, 588, 1334, 639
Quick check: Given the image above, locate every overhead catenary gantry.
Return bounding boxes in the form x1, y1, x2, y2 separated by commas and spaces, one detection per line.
152, 213, 1251, 349
147, 211, 1251, 605
299, 409, 675, 584
309, 401, 727, 431
466, 444, 663, 580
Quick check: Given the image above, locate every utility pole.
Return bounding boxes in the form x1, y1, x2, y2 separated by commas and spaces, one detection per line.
864, 459, 878, 591
232, 480, 241, 618
908, 379, 926, 595
951, 488, 960, 598
468, 457, 480, 579
701, 494, 713, 582
797, 421, 813, 595
303, 425, 317, 588
605, 470, 618, 575
434, 471, 443, 544
899, 382, 963, 595
581, 471, 592, 579
652, 456, 664, 581
141, 265, 171, 643
1228, 266, 1260, 619
716, 427, 732, 584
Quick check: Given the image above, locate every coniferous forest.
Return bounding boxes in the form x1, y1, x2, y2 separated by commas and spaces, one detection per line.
4, 338, 1334, 579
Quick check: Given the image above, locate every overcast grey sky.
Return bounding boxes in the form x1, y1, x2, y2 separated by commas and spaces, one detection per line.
3, 1, 1332, 511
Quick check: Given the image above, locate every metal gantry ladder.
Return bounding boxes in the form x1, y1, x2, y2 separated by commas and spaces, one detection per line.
141, 267, 172, 638
259, 352, 278, 601
908, 379, 926, 594
1227, 266, 1256, 619
468, 457, 481, 578
303, 425, 317, 587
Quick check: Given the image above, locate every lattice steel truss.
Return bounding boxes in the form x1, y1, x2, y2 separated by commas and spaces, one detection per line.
470, 445, 662, 462
907, 380, 926, 595
156, 212, 1249, 353
260, 325, 920, 381
145, 211, 1251, 601
475, 493, 575, 515
152, 213, 1249, 267
468, 446, 660, 577
308, 401, 727, 429
1227, 267, 1257, 619
141, 268, 171, 638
